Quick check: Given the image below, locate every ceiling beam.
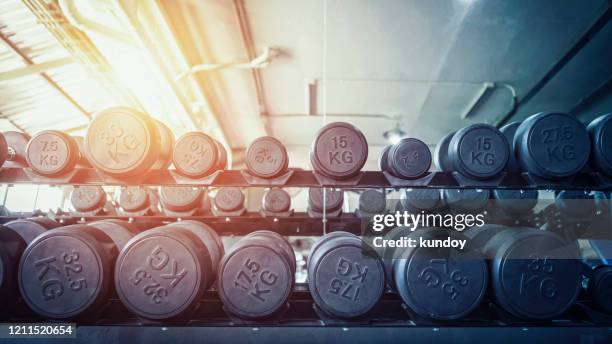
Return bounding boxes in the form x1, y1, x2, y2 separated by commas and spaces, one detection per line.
0, 56, 74, 81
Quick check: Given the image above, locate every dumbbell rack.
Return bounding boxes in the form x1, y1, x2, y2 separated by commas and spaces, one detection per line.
1, 167, 611, 343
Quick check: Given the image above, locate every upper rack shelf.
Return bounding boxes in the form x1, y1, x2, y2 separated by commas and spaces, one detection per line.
1, 167, 611, 190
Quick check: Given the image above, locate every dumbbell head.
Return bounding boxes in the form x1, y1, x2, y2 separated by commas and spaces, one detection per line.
308, 232, 384, 318
262, 188, 291, 213
378, 145, 391, 172
4, 217, 59, 243
386, 138, 431, 179
514, 112, 590, 179
246, 136, 289, 178
85, 107, 174, 178
245, 230, 296, 274
218, 235, 294, 319
587, 113, 612, 177
119, 186, 151, 213
492, 189, 538, 216
170, 221, 224, 275
71, 186, 106, 213
448, 124, 509, 180
213, 187, 245, 212
4, 131, 30, 166
482, 228, 581, 320
589, 266, 612, 314
115, 223, 218, 320
443, 188, 490, 213
25, 130, 80, 177
400, 188, 440, 212
308, 188, 344, 213
310, 122, 368, 179
87, 220, 138, 250
463, 224, 508, 252
173, 132, 225, 178
358, 189, 386, 214
73, 136, 92, 167
392, 229, 488, 320
555, 190, 596, 219
434, 131, 455, 172
18, 224, 126, 319
500, 122, 521, 173
159, 186, 204, 213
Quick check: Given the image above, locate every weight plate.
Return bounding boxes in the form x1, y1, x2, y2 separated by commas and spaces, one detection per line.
400, 188, 440, 211
500, 122, 521, 173
218, 237, 293, 319
119, 187, 150, 212
4, 131, 30, 165
159, 186, 203, 212
246, 136, 288, 178
378, 145, 391, 172
311, 122, 368, 179
443, 189, 490, 213
214, 139, 228, 170
173, 132, 220, 178
434, 132, 455, 172
87, 220, 138, 250
4, 218, 58, 244
19, 225, 113, 319
246, 230, 296, 274
514, 112, 590, 179
449, 124, 509, 180
85, 107, 161, 177
589, 266, 612, 314
492, 189, 538, 215
387, 138, 431, 179
358, 190, 386, 214
26, 130, 79, 177
555, 190, 595, 219
213, 187, 245, 212
587, 113, 612, 176
262, 188, 291, 213
71, 186, 106, 213
308, 188, 344, 213
0, 133, 7, 168
393, 229, 487, 320
308, 234, 385, 318
484, 229, 581, 320
172, 221, 223, 275
115, 228, 212, 320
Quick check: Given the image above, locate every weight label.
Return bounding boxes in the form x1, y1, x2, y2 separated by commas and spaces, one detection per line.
33, 250, 88, 301
233, 258, 278, 302
417, 258, 469, 300
519, 255, 558, 299
129, 245, 187, 304
182, 139, 210, 169
328, 257, 368, 302
98, 124, 141, 165
471, 136, 496, 166
539, 126, 576, 163
328, 136, 354, 165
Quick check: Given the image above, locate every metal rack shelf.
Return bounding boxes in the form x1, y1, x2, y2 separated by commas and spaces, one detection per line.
1, 168, 611, 190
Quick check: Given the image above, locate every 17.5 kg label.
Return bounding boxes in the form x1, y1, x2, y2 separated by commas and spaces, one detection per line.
0, 323, 76, 338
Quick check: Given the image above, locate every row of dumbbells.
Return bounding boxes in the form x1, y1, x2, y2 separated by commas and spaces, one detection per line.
1, 218, 610, 321
2, 107, 612, 182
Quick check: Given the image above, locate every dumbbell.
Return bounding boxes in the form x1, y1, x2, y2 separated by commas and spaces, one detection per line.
261, 188, 292, 214
587, 265, 612, 314
24, 130, 80, 177
0, 218, 59, 312
2, 131, 31, 167
159, 186, 209, 216
218, 230, 294, 319
172, 132, 227, 179
514, 112, 590, 179
310, 122, 368, 180
308, 231, 384, 318
491, 189, 538, 217
115, 221, 222, 320
119, 186, 159, 216
357, 189, 386, 215
246, 136, 289, 178
85, 107, 174, 178
212, 187, 245, 215
71, 186, 107, 215
18, 220, 138, 319
386, 227, 488, 320
307, 188, 344, 217
380, 138, 431, 179
448, 124, 509, 180
465, 226, 582, 320
587, 113, 612, 177
555, 190, 596, 220
500, 122, 521, 173
399, 188, 441, 212
434, 131, 455, 172
442, 188, 490, 214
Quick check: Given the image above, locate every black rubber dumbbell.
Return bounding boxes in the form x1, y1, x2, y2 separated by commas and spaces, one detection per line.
212, 187, 246, 216
310, 122, 368, 180
382, 138, 431, 179
357, 189, 386, 216
173, 132, 227, 179
307, 188, 344, 217
159, 186, 209, 216
245, 136, 289, 179
71, 186, 108, 215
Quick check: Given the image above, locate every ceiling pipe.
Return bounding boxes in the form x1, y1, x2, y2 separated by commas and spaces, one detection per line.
58, 0, 134, 45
